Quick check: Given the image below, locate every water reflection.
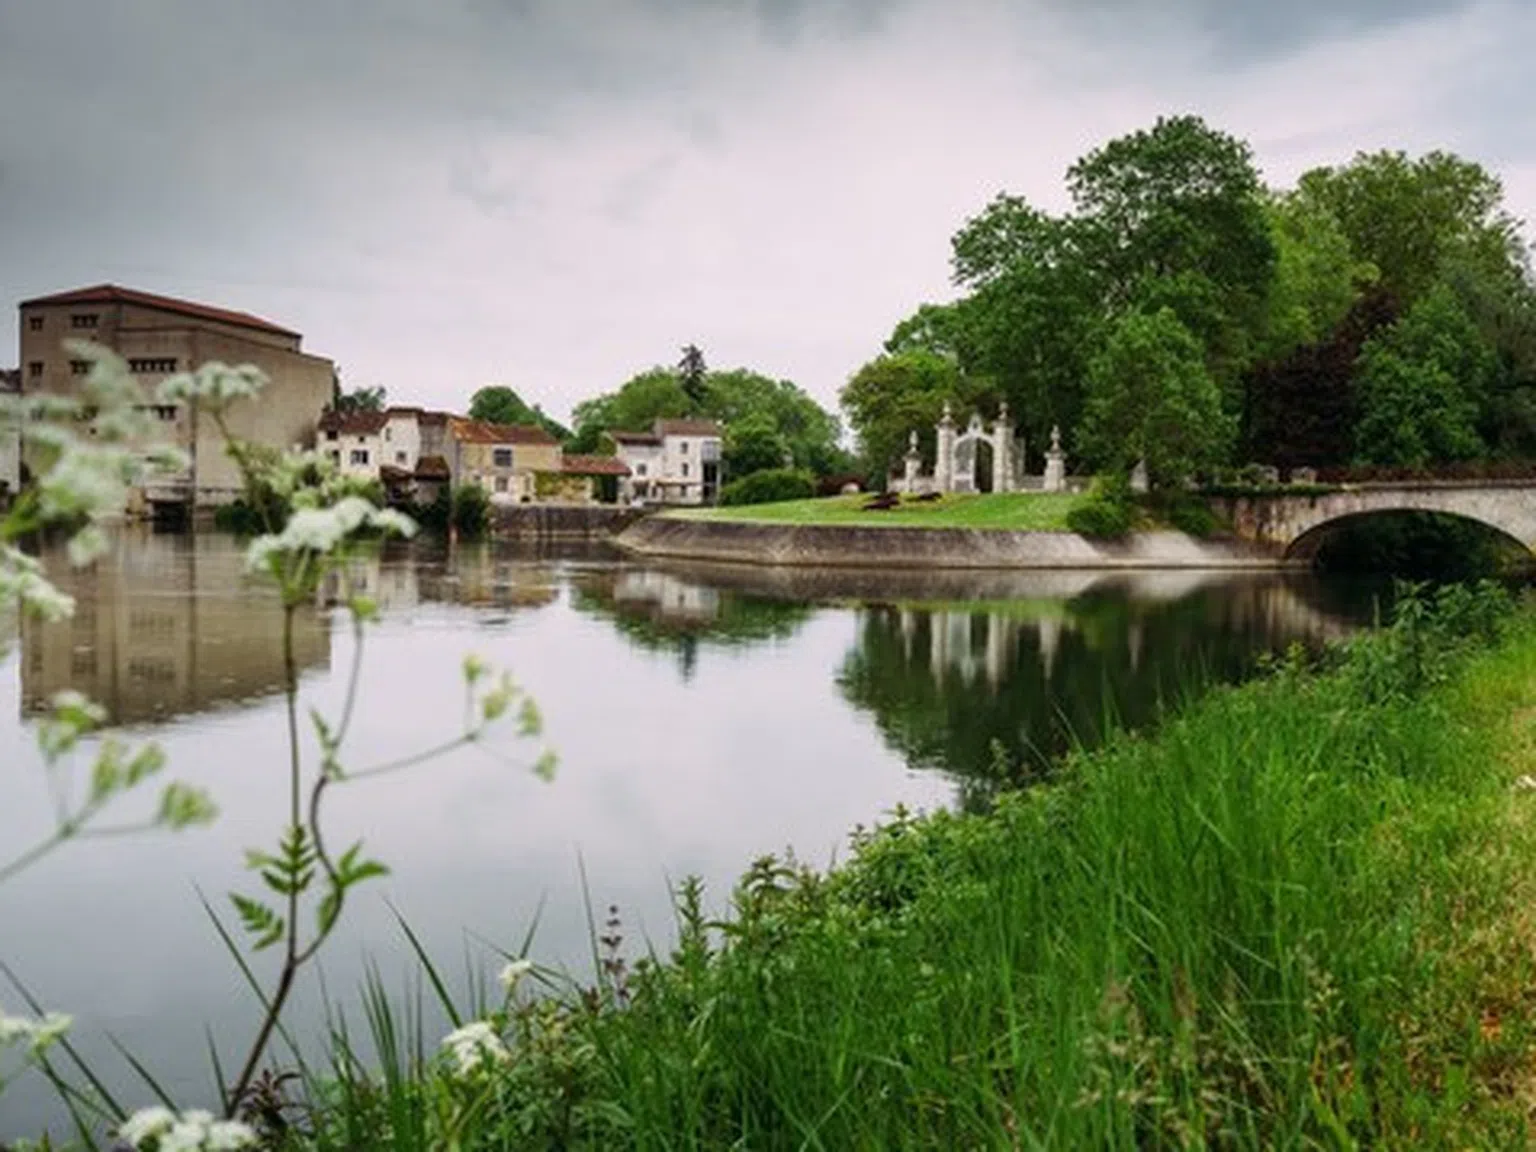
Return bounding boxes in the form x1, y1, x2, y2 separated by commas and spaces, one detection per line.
836, 573, 1365, 809
19, 530, 330, 724
568, 567, 815, 680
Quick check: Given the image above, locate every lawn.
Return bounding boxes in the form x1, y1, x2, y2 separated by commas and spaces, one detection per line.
668, 490, 1090, 531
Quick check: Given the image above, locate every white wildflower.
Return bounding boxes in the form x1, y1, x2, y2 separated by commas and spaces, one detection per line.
157, 361, 267, 410
67, 523, 110, 567
245, 496, 416, 573
206, 1120, 258, 1150
0, 546, 75, 621
0, 1007, 71, 1055
441, 1019, 510, 1077
499, 958, 535, 993
119, 1106, 178, 1145
118, 1106, 255, 1152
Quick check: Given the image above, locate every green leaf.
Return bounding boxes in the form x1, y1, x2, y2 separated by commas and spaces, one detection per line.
231, 893, 285, 951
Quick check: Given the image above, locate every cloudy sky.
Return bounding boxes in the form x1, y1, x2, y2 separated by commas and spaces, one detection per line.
2, 0, 1531, 424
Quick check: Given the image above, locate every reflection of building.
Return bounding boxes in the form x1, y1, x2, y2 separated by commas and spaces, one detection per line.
17, 284, 335, 511
19, 532, 330, 724
611, 419, 722, 505
613, 570, 721, 622
324, 546, 564, 614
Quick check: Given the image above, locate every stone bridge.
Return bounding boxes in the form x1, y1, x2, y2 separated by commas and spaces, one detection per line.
1209, 480, 1536, 561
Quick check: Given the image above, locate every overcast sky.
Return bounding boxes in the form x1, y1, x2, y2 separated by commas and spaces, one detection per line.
2, 0, 1532, 424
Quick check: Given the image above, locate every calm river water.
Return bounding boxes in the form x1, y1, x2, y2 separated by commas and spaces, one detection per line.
0, 528, 1383, 1138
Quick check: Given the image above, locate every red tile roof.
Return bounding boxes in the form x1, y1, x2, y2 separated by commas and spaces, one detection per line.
319, 409, 389, 436
655, 418, 723, 437
449, 418, 558, 445
19, 284, 300, 338
562, 454, 630, 476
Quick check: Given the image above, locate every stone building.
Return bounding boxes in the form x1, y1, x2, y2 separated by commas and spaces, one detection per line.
611, 417, 722, 505
17, 284, 335, 511
448, 418, 564, 504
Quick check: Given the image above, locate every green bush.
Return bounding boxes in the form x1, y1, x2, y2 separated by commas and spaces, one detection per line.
1162, 493, 1221, 537
1066, 474, 1134, 537
451, 483, 492, 538
719, 468, 816, 507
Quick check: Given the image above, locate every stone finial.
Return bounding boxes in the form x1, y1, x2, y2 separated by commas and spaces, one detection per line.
1050, 425, 1062, 453
907, 430, 920, 455
998, 399, 1009, 422
940, 401, 954, 426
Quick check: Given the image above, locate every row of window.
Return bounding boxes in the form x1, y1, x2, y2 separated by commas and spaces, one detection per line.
27, 357, 177, 377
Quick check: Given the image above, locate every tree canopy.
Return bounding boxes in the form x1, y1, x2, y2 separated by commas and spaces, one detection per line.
848, 115, 1536, 487
468, 385, 571, 441
333, 385, 386, 414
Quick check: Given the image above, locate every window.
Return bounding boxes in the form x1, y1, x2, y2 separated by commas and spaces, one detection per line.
28, 361, 42, 378
494, 476, 508, 493
27, 317, 42, 332
395, 451, 407, 464
71, 314, 99, 329
679, 440, 690, 453
140, 404, 177, 421
493, 448, 513, 468
128, 358, 177, 374
325, 430, 338, 441
328, 450, 341, 464
70, 360, 90, 375
384, 427, 393, 441
681, 461, 690, 478
635, 463, 647, 477
350, 449, 369, 465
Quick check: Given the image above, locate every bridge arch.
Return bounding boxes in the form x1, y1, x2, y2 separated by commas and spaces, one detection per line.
1282, 508, 1533, 564
1211, 482, 1536, 563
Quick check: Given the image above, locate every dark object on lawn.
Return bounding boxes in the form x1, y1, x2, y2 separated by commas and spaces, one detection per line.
862, 493, 901, 511
911, 491, 942, 502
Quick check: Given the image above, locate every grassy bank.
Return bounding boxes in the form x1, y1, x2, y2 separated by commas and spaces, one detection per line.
668, 490, 1089, 530
269, 586, 1536, 1149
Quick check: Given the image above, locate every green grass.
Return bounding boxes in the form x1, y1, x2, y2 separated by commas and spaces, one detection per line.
670, 491, 1090, 531
229, 588, 1536, 1148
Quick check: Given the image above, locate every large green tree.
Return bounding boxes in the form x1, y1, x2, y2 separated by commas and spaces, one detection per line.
1067, 114, 1277, 387
1354, 285, 1495, 467
840, 349, 983, 482
1297, 150, 1527, 310
723, 412, 791, 479
1078, 307, 1233, 487
333, 384, 385, 414
1254, 191, 1376, 363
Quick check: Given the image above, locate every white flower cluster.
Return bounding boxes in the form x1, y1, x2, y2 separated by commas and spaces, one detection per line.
440, 1020, 511, 1077
156, 361, 267, 410
118, 1107, 256, 1152
246, 495, 417, 574
499, 958, 535, 994
0, 545, 76, 622
0, 1006, 72, 1056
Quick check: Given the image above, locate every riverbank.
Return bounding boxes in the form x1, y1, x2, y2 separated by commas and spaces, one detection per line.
616, 513, 1290, 569
273, 584, 1536, 1149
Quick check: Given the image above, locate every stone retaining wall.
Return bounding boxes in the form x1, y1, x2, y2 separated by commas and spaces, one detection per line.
615, 516, 1294, 570
492, 504, 645, 539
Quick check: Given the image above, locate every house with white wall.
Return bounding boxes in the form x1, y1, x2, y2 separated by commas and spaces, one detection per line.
611, 417, 722, 505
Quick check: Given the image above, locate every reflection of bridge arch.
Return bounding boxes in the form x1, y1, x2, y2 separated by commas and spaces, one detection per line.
1211, 482, 1536, 562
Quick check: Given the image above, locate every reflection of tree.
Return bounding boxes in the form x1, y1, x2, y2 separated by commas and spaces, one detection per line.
570, 569, 814, 681
838, 583, 1361, 812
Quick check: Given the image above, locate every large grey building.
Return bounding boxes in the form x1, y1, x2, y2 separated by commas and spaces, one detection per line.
17, 284, 335, 511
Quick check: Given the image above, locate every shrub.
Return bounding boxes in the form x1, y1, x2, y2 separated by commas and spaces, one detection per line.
720, 468, 816, 507
451, 483, 492, 538
1067, 474, 1134, 538
1162, 494, 1221, 537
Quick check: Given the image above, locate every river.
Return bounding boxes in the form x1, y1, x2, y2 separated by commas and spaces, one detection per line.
0, 528, 1384, 1139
